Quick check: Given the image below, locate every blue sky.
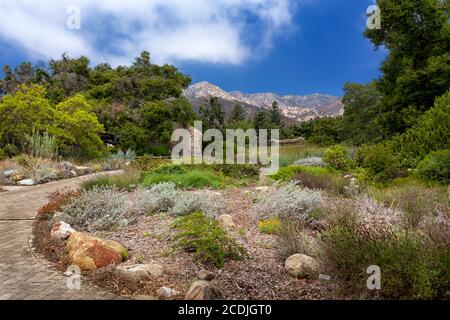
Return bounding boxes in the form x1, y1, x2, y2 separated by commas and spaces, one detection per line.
0, 0, 386, 96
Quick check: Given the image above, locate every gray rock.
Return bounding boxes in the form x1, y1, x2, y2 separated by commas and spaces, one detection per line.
294, 157, 326, 167
116, 264, 164, 281
285, 254, 319, 278
17, 179, 35, 186
50, 221, 75, 240
157, 287, 180, 299
218, 214, 235, 229
3, 170, 18, 178
185, 280, 223, 300
197, 269, 215, 281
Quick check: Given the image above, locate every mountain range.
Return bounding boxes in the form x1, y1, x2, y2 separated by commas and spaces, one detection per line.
183, 81, 344, 123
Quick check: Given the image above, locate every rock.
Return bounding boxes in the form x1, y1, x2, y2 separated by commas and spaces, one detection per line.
116, 263, 164, 281
50, 221, 75, 240
75, 166, 91, 175
197, 269, 215, 281
17, 179, 35, 186
70, 170, 77, 177
3, 169, 17, 178
319, 274, 332, 281
294, 157, 326, 167
66, 232, 127, 271
185, 280, 223, 300
218, 214, 235, 229
285, 254, 319, 278
157, 287, 180, 299
255, 186, 269, 192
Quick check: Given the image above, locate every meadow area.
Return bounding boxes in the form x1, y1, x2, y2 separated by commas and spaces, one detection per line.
2, 141, 446, 300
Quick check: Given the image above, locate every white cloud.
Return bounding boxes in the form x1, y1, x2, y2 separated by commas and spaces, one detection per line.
0, 0, 296, 66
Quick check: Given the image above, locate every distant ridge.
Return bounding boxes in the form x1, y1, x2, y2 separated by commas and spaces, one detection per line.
183, 81, 344, 123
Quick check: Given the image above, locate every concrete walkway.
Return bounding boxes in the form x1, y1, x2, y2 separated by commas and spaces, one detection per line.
0, 172, 122, 300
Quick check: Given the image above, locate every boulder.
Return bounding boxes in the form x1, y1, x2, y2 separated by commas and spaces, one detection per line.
157, 287, 180, 299
294, 157, 326, 167
255, 186, 269, 192
218, 214, 235, 229
116, 263, 164, 281
66, 232, 127, 271
75, 166, 91, 175
197, 269, 215, 281
285, 254, 319, 278
185, 280, 223, 300
50, 221, 75, 240
17, 179, 35, 186
3, 169, 18, 178
12, 174, 25, 182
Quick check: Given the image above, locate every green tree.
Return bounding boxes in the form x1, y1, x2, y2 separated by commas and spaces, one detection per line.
394, 90, 450, 167
140, 101, 174, 143
0, 84, 54, 148
229, 104, 246, 123
52, 94, 105, 158
365, 0, 450, 136
270, 101, 284, 128
253, 111, 270, 132
341, 82, 383, 144
199, 97, 225, 130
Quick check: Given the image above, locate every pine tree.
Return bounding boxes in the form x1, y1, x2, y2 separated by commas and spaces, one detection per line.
270, 101, 284, 128
229, 104, 246, 123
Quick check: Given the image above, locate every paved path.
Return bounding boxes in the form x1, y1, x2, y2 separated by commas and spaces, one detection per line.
0, 172, 122, 300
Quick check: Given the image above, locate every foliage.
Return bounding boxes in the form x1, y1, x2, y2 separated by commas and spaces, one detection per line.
200, 97, 225, 130
394, 90, 450, 167
277, 218, 317, 260
62, 186, 133, 231
323, 145, 353, 171
288, 117, 343, 146
356, 142, 403, 181
142, 169, 224, 189
37, 189, 81, 218
0, 84, 54, 149
254, 182, 323, 223
229, 104, 246, 123
110, 149, 137, 162
25, 130, 58, 159
258, 218, 281, 235
319, 203, 450, 299
0, 148, 5, 160
52, 94, 106, 159
270, 165, 329, 181
172, 212, 247, 268
293, 171, 349, 196
171, 191, 225, 217
341, 82, 383, 144
270, 101, 284, 128
416, 150, 450, 183
130, 155, 169, 172
365, 0, 450, 136
81, 171, 141, 192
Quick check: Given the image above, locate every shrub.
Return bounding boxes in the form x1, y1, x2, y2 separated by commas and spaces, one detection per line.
21, 156, 58, 183
293, 171, 349, 195
254, 182, 323, 223
356, 143, 403, 181
37, 189, 81, 218
110, 149, 137, 162
145, 182, 179, 213
0, 148, 5, 160
62, 187, 132, 231
172, 191, 225, 217
395, 90, 450, 167
172, 212, 247, 268
416, 150, 450, 183
25, 130, 58, 159
319, 203, 450, 299
130, 155, 169, 172
81, 170, 141, 191
277, 218, 317, 260
270, 165, 329, 181
258, 218, 281, 234
323, 145, 352, 171
3, 144, 19, 157
142, 169, 224, 189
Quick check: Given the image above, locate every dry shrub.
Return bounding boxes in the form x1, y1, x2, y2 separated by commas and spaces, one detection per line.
276, 217, 318, 260
319, 202, 450, 299
293, 171, 349, 195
